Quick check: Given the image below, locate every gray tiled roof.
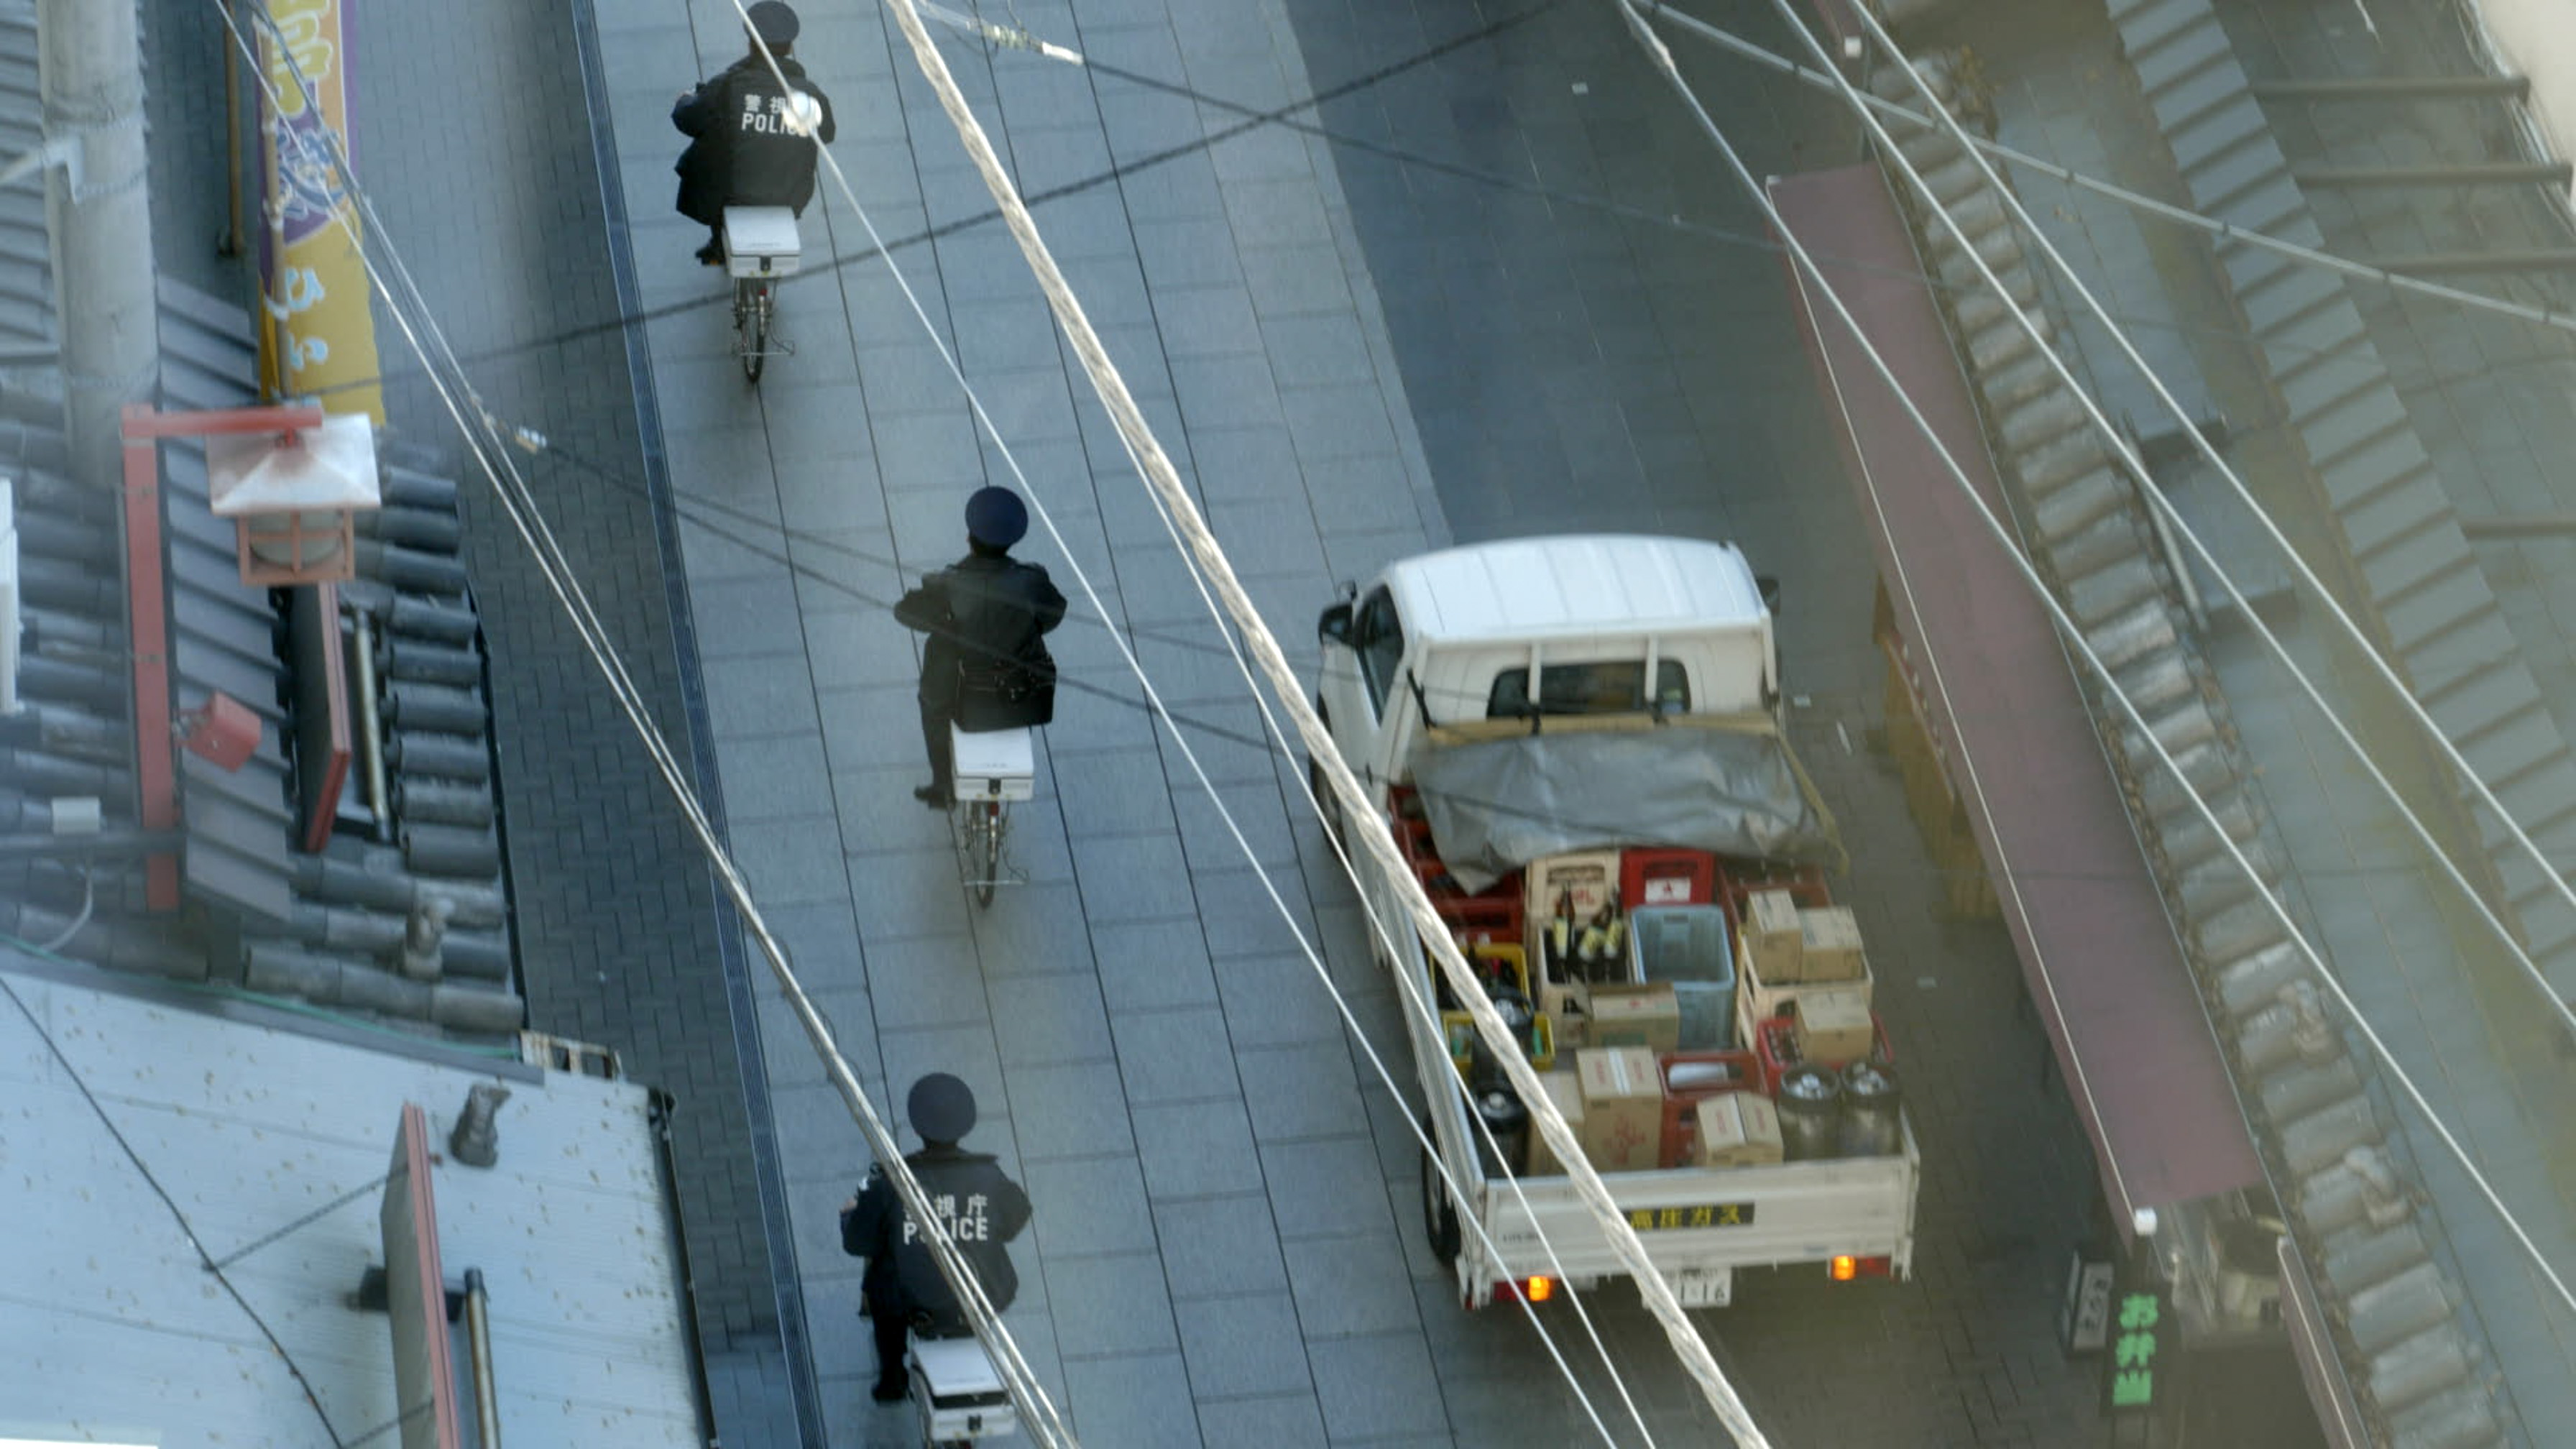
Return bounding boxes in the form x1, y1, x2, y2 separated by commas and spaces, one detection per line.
0, 0, 50, 364
0, 11, 520, 1034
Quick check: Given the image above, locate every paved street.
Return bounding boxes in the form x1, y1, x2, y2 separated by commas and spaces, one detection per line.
156, 0, 2140, 1441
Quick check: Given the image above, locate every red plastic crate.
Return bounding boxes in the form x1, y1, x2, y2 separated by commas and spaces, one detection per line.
1435, 895, 1523, 948
1389, 810, 1438, 862
1623, 848, 1719, 908
1753, 1013, 1893, 1094
1657, 1049, 1760, 1167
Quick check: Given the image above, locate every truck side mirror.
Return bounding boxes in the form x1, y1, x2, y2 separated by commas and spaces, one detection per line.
1757, 575, 1782, 617
1317, 602, 1354, 645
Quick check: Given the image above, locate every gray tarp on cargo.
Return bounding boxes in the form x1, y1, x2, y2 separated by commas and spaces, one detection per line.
1407, 722, 1844, 895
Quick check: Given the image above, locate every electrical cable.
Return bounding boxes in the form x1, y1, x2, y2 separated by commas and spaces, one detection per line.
1784, 0, 2576, 1049
822, 0, 1777, 1436
517, 426, 1276, 669
0, 970, 350, 1446
1611, 0, 2576, 1320
216, 8, 1077, 1443
720, 9, 1655, 1441
34, 866, 93, 953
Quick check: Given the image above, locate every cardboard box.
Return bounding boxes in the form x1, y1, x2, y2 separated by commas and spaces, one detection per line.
1527, 850, 1622, 932
1736, 932, 1874, 1049
1795, 906, 1867, 983
1587, 982, 1680, 1054
1540, 980, 1591, 1049
1523, 1071, 1587, 1175
1575, 1047, 1662, 1172
1742, 889, 1804, 982
1696, 1092, 1785, 1167
1793, 985, 1876, 1064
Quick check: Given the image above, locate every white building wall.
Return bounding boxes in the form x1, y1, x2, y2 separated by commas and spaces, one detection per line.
2467, 0, 2576, 201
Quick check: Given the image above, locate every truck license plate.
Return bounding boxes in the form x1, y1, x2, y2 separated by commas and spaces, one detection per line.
1673, 1268, 1733, 1309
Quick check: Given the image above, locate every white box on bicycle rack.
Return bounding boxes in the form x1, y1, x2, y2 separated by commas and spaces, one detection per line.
909, 1335, 1016, 1440
951, 724, 1036, 801
722, 206, 801, 277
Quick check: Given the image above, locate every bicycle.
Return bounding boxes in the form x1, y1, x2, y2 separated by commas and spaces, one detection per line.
721, 205, 800, 383
948, 724, 1034, 908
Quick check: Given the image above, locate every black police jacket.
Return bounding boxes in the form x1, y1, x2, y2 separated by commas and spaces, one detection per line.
671, 54, 837, 227
841, 1147, 1033, 1333
896, 553, 1069, 728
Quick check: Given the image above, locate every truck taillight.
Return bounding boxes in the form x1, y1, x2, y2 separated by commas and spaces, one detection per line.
1829, 1255, 1892, 1282
1497, 1275, 1557, 1304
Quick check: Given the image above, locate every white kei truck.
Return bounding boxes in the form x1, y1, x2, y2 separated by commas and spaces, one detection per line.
1312, 535, 1920, 1311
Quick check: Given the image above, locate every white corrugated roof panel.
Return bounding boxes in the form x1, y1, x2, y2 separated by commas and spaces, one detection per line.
0, 958, 705, 1447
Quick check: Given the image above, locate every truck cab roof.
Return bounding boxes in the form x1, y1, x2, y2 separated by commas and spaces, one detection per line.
1383, 535, 1767, 645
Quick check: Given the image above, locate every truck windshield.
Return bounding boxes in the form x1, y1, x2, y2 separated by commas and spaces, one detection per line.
1487, 661, 1690, 718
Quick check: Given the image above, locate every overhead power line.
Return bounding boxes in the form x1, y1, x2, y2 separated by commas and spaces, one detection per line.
1611, 0, 2576, 1320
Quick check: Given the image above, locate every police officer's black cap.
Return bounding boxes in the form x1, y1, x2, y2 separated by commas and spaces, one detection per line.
747, 1, 800, 45
908, 1072, 977, 1143
964, 486, 1029, 549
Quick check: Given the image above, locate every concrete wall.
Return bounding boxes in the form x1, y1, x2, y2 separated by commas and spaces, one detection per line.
2467, 0, 2576, 199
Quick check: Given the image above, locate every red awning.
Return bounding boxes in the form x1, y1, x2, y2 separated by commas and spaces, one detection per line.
1770, 165, 2263, 1227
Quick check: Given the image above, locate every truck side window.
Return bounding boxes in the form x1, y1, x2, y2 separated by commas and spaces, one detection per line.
1354, 587, 1405, 714
1488, 661, 1690, 718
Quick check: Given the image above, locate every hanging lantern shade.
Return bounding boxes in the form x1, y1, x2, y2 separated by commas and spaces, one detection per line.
206, 412, 382, 586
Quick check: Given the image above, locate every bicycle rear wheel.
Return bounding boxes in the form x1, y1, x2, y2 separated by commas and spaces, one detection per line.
972, 801, 1003, 908
735, 280, 769, 383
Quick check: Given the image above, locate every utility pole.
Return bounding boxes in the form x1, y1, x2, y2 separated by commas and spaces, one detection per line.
38, 0, 160, 490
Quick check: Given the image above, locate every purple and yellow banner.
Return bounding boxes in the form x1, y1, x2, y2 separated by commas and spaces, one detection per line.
256, 0, 384, 423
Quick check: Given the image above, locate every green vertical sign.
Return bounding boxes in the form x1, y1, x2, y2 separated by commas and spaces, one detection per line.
2103, 1283, 2168, 1415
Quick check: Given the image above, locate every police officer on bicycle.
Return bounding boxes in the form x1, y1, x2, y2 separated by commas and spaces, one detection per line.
840, 1074, 1033, 1404
672, 1, 837, 266
894, 487, 1067, 809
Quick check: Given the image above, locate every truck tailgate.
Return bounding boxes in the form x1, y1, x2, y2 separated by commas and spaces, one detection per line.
1469, 1120, 1920, 1284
